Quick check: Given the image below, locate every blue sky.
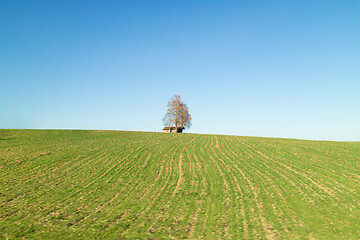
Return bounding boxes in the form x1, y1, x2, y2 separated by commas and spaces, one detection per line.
1, 0, 359, 141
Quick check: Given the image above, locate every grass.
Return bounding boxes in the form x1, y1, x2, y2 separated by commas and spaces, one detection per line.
1, 129, 360, 239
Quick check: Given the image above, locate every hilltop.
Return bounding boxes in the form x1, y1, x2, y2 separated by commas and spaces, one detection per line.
1, 129, 360, 239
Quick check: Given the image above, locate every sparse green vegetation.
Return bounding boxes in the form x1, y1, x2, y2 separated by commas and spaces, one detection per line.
1, 129, 360, 239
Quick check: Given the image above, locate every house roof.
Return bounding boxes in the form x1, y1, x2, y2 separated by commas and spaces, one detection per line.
163, 127, 185, 130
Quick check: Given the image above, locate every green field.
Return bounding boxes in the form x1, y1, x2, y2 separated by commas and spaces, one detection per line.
1, 129, 360, 239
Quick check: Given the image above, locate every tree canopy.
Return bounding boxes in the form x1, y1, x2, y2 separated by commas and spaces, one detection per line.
163, 95, 192, 131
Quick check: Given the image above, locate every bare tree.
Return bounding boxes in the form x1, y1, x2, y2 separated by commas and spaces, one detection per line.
163, 94, 192, 132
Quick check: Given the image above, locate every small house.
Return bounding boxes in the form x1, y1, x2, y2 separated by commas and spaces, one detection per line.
163, 127, 185, 133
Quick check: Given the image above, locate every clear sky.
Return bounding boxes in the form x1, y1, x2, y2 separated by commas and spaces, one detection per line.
1, 0, 359, 141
